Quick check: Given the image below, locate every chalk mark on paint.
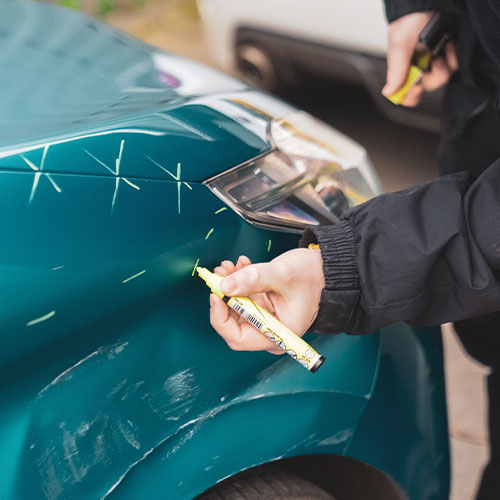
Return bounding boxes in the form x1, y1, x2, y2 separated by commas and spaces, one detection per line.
191, 258, 200, 276
267, 240, 272, 252
215, 207, 227, 214
205, 228, 214, 240
122, 270, 146, 284
21, 145, 61, 205
83, 140, 140, 212
52, 266, 64, 271
26, 310, 56, 327
144, 156, 189, 214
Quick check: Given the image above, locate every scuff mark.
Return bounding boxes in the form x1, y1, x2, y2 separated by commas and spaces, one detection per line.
267, 239, 272, 252
61, 423, 90, 482
100, 396, 265, 498
205, 228, 214, 240
38, 340, 129, 396
37, 446, 64, 500
107, 379, 128, 398
26, 310, 56, 327
52, 265, 64, 271
38, 350, 99, 396
120, 380, 145, 401
215, 207, 227, 214
100, 447, 156, 500
141, 369, 201, 422
118, 420, 141, 450
122, 269, 146, 284
191, 258, 200, 276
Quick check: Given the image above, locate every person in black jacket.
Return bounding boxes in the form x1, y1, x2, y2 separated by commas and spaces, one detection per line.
209, 1, 500, 498
382, 3, 500, 499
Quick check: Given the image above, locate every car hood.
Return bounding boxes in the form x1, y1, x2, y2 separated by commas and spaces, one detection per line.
0, 0, 279, 181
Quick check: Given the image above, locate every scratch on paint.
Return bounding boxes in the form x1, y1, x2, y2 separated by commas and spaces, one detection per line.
267, 239, 272, 252
83, 140, 140, 213
26, 310, 56, 327
191, 258, 200, 276
205, 228, 214, 240
52, 265, 64, 271
215, 207, 227, 214
100, 394, 269, 499
21, 145, 61, 205
144, 156, 190, 214
122, 269, 146, 284
38, 340, 129, 396
100, 447, 156, 500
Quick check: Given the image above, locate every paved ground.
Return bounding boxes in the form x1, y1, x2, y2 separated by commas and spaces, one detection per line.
106, 2, 490, 498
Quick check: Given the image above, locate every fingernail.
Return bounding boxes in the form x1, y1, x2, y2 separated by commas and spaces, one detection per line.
221, 276, 235, 294
209, 294, 216, 307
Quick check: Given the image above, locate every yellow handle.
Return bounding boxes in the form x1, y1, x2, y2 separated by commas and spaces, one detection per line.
386, 52, 431, 105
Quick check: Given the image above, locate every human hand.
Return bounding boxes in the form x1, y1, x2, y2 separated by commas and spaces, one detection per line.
209, 249, 324, 354
382, 11, 458, 107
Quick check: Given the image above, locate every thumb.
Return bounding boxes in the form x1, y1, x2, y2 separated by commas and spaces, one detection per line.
382, 41, 414, 97
221, 261, 288, 297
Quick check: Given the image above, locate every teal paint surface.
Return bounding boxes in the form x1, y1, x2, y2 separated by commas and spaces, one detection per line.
0, 2, 449, 499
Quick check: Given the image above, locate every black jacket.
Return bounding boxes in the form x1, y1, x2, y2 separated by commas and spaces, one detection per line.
300, 0, 500, 335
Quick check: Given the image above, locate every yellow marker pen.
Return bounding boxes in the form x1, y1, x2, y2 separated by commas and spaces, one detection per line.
197, 267, 325, 373
387, 51, 430, 105
386, 13, 451, 105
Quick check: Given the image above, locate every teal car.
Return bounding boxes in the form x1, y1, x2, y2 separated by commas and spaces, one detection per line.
0, 1, 449, 499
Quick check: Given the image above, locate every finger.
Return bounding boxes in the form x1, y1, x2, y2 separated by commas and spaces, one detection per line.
401, 83, 424, 107
421, 57, 451, 91
214, 266, 230, 277
210, 293, 241, 337
221, 260, 236, 273
445, 41, 458, 73
221, 260, 290, 297
236, 255, 251, 271
210, 295, 281, 353
382, 42, 414, 97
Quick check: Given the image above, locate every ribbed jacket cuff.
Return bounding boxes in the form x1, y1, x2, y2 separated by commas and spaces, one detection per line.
300, 221, 361, 334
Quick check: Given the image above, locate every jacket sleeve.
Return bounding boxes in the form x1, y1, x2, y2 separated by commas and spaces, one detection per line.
300, 158, 500, 335
384, 0, 458, 22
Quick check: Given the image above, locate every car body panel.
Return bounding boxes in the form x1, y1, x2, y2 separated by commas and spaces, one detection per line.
198, 0, 443, 132
0, 2, 449, 500
198, 0, 388, 71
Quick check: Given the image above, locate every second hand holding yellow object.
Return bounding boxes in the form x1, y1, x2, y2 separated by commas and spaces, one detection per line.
197, 267, 325, 373
386, 13, 452, 105
386, 51, 431, 105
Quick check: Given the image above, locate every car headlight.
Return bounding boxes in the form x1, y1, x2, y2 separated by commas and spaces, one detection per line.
204, 111, 381, 232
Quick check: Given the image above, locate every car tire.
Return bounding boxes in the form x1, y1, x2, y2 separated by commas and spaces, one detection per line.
197, 464, 337, 500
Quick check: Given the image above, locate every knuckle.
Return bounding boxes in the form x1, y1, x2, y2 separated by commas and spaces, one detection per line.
241, 266, 259, 286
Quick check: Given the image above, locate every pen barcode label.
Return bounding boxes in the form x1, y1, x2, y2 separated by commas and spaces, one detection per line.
230, 301, 265, 331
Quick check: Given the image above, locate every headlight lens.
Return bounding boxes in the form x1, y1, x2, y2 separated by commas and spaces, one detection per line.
205, 111, 381, 232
